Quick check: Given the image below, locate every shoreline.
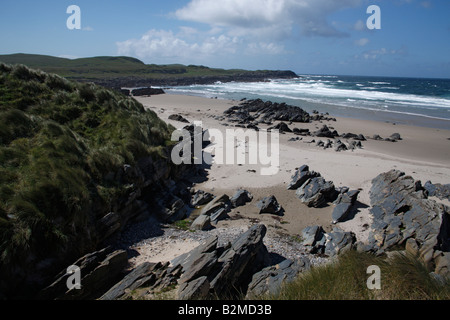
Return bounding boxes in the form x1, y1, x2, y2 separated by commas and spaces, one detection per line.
128, 93, 450, 267
164, 90, 450, 131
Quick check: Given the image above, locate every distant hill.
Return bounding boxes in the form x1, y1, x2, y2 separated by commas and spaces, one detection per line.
0, 53, 298, 88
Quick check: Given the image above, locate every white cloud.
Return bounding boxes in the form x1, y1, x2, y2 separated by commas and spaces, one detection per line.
357, 46, 408, 60
354, 38, 369, 47
117, 0, 362, 64
175, 0, 361, 38
116, 29, 242, 64
353, 19, 366, 31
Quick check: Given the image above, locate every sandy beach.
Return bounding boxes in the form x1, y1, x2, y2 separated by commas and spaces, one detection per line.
130, 93, 450, 264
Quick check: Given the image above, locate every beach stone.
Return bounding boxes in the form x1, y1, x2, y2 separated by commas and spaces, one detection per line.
268, 121, 292, 133
210, 224, 271, 296
191, 214, 213, 231
230, 189, 253, 208
372, 134, 383, 140
287, 165, 321, 190
256, 196, 284, 215
246, 258, 311, 298
332, 203, 353, 224
191, 190, 214, 206
424, 181, 450, 201
200, 194, 231, 224
295, 177, 337, 208
334, 190, 360, 205
301, 225, 326, 250
168, 114, 189, 123
293, 128, 310, 136
324, 228, 356, 257
334, 142, 348, 152
313, 125, 338, 138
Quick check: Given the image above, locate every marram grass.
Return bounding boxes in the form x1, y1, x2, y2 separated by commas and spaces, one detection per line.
268, 250, 449, 300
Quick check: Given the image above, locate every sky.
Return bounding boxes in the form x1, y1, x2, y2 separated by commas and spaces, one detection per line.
0, 0, 449, 78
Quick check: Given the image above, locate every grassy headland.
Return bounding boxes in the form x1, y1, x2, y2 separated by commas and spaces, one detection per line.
0, 53, 298, 88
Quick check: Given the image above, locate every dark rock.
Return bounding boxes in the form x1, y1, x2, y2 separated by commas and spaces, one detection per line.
324, 228, 356, 257
301, 225, 354, 257
301, 225, 326, 253
295, 177, 337, 207
224, 99, 310, 124
191, 190, 214, 207
120, 88, 131, 96
131, 87, 165, 96
332, 203, 353, 224
177, 276, 210, 300
373, 134, 383, 140
209, 224, 271, 296
230, 189, 253, 208
168, 114, 190, 123
256, 196, 284, 215
424, 181, 450, 201
334, 142, 348, 152
313, 125, 338, 138
390, 133, 402, 141
334, 190, 360, 205
287, 165, 321, 190
364, 170, 450, 277
40, 248, 128, 300
191, 214, 213, 231
268, 122, 292, 133
293, 128, 310, 136
247, 123, 260, 131
201, 194, 231, 224
246, 258, 311, 298
99, 262, 182, 300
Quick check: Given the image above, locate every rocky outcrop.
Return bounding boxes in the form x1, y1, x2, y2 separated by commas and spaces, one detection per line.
230, 189, 253, 208
200, 194, 232, 224
100, 261, 182, 300
359, 170, 450, 277
94, 70, 299, 89
98, 224, 274, 300
287, 165, 320, 190
332, 190, 360, 224
256, 196, 284, 215
246, 257, 311, 298
295, 177, 337, 208
224, 99, 311, 125
130, 87, 165, 96
313, 125, 339, 138
301, 226, 356, 257
40, 247, 128, 300
424, 181, 450, 201
168, 114, 190, 123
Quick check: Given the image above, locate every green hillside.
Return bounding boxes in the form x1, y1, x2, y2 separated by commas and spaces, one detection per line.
0, 53, 291, 83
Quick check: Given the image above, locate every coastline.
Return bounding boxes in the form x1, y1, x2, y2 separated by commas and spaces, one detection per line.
129, 93, 450, 265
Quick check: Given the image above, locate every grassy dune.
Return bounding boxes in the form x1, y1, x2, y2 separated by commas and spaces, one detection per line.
0, 63, 173, 279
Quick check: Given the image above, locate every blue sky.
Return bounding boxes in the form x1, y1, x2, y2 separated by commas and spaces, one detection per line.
1, 0, 449, 78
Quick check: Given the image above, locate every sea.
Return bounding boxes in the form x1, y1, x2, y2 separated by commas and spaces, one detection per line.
166, 75, 450, 130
